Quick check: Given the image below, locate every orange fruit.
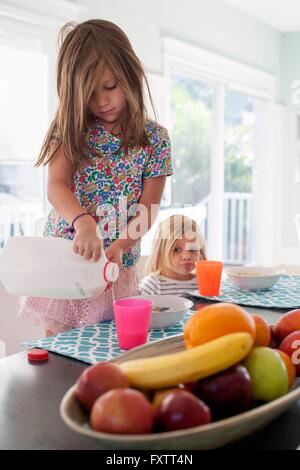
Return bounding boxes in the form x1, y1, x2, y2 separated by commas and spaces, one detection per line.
184, 302, 256, 348
275, 349, 296, 388
252, 314, 271, 347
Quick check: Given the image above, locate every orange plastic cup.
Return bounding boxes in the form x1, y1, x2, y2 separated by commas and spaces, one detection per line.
195, 260, 223, 296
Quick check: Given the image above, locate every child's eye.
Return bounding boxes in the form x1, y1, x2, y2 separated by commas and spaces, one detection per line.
105, 84, 117, 90
174, 247, 182, 253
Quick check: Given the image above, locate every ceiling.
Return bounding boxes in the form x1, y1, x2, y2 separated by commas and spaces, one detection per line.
224, 0, 300, 32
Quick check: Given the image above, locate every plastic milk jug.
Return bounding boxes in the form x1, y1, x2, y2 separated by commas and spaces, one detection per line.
0, 236, 119, 299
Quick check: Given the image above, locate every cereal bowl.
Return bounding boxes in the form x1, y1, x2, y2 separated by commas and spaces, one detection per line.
226, 266, 282, 291
129, 295, 193, 329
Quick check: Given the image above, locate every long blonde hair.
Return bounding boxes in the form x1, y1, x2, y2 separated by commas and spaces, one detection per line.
36, 19, 155, 170
145, 214, 207, 275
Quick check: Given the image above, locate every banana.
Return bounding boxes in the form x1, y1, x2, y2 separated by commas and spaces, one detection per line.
119, 332, 253, 389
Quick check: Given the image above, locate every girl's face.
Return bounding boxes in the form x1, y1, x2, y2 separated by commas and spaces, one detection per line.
164, 233, 202, 281
88, 67, 126, 133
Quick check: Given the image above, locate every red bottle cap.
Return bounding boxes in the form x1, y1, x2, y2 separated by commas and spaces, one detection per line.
27, 348, 49, 362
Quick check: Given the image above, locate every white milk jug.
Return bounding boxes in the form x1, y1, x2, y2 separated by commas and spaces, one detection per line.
0, 236, 119, 299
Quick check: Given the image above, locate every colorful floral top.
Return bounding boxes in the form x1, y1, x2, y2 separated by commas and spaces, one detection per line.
44, 119, 173, 268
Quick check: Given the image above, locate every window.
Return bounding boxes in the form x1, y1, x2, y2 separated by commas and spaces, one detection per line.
0, 1, 82, 249
171, 74, 213, 208
0, 31, 48, 248
168, 75, 259, 264
224, 90, 257, 264
162, 37, 277, 265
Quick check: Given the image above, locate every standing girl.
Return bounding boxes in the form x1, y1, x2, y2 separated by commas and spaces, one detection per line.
19, 19, 172, 335
139, 214, 206, 296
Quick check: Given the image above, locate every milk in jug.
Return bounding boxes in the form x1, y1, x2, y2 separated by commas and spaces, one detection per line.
0, 236, 119, 299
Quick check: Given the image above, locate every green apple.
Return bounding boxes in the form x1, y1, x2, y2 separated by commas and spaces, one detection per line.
243, 347, 288, 402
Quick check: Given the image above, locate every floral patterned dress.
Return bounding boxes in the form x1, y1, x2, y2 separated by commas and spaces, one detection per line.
19, 119, 173, 334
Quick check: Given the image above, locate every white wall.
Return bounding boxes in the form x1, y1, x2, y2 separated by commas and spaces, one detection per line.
79, 0, 282, 80
279, 33, 300, 263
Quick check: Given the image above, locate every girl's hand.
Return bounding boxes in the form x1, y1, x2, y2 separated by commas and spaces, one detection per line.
73, 216, 102, 261
105, 240, 124, 268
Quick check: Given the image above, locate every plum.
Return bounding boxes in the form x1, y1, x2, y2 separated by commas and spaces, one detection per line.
155, 389, 211, 432
76, 362, 129, 411
90, 388, 155, 434
196, 365, 252, 419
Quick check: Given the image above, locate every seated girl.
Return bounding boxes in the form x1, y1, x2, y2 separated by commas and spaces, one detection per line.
139, 214, 206, 296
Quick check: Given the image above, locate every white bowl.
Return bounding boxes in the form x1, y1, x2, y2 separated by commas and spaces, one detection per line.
130, 294, 193, 329
226, 266, 282, 291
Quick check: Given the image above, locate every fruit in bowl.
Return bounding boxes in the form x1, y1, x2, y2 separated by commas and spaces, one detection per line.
90, 388, 155, 434
279, 331, 300, 376
273, 308, 300, 341
274, 349, 296, 387
60, 303, 300, 449
226, 266, 282, 291
155, 389, 211, 432
243, 347, 289, 401
196, 365, 252, 419
76, 362, 129, 411
252, 314, 272, 347
184, 302, 256, 348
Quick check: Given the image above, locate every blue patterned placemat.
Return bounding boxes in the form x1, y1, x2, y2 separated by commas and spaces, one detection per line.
187, 275, 300, 309
22, 311, 195, 364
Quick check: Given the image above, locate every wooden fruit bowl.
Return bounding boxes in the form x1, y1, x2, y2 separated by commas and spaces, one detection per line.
60, 334, 300, 450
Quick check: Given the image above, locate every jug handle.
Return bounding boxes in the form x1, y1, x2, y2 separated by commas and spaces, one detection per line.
103, 262, 110, 283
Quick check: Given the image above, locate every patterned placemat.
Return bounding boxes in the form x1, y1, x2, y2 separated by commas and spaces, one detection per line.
22, 310, 195, 364
187, 275, 300, 309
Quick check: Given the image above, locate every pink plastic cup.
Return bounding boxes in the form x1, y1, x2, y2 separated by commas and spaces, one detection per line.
113, 298, 153, 350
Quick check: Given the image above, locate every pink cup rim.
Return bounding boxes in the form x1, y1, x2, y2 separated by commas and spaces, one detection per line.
114, 298, 153, 309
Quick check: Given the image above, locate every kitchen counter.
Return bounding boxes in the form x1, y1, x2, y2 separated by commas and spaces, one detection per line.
1, 299, 300, 450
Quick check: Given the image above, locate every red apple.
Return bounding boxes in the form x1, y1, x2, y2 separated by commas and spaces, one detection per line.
76, 362, 129, 411
155, 389, 211, 432
274, 309, 300, 341
90, 388, 155, 434
279, 330, 300, 375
